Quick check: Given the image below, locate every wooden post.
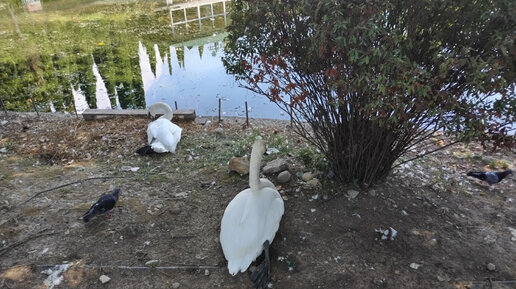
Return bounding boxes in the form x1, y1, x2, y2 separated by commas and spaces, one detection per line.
245, 101, 249, 127
218, 98, 222, 123
30, 97, 39, 117
175, 101, 178, 110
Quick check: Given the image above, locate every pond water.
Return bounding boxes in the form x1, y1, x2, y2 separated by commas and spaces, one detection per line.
140, 34, 288, 120
0, 0, 288, 120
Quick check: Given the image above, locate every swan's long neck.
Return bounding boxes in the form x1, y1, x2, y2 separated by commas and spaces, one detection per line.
149, 102, 173, 121
249, 140, 265, 193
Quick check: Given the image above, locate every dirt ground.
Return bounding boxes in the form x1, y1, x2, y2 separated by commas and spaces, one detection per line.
0, 112, 515, 289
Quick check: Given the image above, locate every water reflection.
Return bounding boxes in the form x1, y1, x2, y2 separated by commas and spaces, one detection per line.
141, 34, 287, 120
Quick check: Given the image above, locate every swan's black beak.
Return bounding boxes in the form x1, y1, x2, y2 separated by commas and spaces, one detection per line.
148, 112, 156, 121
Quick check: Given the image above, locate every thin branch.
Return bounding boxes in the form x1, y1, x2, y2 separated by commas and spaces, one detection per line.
392, 139, 462, 169
17, 176, 124, 207
0, 229, 56, 257
32, 264, 220, 270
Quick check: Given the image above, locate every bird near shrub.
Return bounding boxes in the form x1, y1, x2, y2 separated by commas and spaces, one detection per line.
220, 140, 284, 289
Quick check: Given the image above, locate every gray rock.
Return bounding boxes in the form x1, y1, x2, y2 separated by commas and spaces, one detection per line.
0, 148, 7, 154
0, 120, 7, 126
99, 275, 111, 284
229, 156, 249, 175
347, 190, 360, 200
214, 127, 225, 138
277, 171, 291, 184
487, 263, 496, 271
301, 172, 313, 182
263, 159, 289, 174
172, 282, 180, 289
306, 178, 320, 187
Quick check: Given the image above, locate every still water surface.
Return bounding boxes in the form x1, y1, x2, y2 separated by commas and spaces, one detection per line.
91, 0, 287, 119
142, 34, 287, 119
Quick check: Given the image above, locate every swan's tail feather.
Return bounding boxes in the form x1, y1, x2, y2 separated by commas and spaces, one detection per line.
249, 240, 271, 289
136, 145, 156, 155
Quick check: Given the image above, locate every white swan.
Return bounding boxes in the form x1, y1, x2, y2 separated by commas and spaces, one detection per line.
136, 102, 182, 155
220, 140, 284, 289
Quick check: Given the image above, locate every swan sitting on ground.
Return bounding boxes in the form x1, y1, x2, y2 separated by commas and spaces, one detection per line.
136, 102, 182, 155
220, 140, 284, 289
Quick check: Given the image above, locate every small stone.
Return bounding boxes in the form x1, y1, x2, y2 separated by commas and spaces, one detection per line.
213, 127, 225, 138
174, 192, 188, 198
172, 282, 180, 288
229, 156, 250, 175
306, 178, 320, 187
0, 120, 7, 126
409, 263, 421, 270
0, 148, 7, 153
204, 269, 210, 276
347, 190, 360, 200
277, 171, 291, 184
145, 260, 159, 267
99, 275, 111, 284
301, 172, 313, 182
487, 263, 496, 271
263, 159, 289, 174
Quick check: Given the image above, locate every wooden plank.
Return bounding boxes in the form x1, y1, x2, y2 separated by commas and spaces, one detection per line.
82, 109, 196, 121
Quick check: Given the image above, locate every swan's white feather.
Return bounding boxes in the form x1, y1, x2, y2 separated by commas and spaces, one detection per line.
220, 140, 284, 275
220, 187, 284, 275
147, 118, 182, 153
145, 102, 182, 153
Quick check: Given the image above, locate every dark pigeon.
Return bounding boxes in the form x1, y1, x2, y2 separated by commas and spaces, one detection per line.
83, 187, 121, 222
467, 170, 513, 186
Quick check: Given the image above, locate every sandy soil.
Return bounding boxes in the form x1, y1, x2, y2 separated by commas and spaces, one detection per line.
0, 112, 515, 289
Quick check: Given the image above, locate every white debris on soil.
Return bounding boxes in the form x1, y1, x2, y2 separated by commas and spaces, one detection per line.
145, 259, 159, 267
99, 274, 111, 284
172, 282, 180, 288
375, 227, 398, 241
120, 166, 140, 172
409, 263, 422, 270
266, 147, 280, 155
508, 227, 516, 241
41, 263, 70, 289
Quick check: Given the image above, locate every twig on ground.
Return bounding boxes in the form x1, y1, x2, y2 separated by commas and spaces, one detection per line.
17, 176, 124, 207
0, 229, 56, 257
33, 264, 220, 270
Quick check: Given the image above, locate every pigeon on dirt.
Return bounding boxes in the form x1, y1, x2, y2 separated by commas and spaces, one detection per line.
466, 170, 513, 186
83, 187, 120, 222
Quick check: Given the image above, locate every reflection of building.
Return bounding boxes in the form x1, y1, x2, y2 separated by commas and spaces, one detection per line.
167, 0, 231, 34
22, 0, 42, 12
